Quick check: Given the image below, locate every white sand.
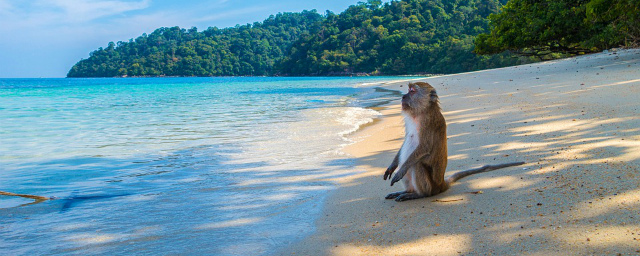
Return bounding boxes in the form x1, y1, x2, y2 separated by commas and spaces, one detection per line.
281, 49, 640, 255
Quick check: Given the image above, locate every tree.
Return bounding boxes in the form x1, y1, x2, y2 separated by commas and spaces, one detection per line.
278, 0, 522, 75
68, 11, 324, 77
585, 0, 640, 47
69, 0, 530, 77
475, 0, 640, 57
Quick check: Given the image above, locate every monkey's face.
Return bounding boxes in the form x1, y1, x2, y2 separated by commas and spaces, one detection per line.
402, 82, 438, 116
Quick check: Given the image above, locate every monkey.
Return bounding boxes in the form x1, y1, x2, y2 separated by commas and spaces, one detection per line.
383, 82, 524, 201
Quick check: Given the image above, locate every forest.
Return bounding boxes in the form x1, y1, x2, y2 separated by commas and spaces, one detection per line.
277, 0, 522, 75
474, 0, 639, 57
67, 0, 638, 77
67, 11, 324, 77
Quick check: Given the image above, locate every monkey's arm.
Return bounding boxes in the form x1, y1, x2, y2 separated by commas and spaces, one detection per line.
383, 151, 400, 180
390, 151, 429, 186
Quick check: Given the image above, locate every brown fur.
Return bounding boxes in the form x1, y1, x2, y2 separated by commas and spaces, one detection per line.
383, 82, 524, 201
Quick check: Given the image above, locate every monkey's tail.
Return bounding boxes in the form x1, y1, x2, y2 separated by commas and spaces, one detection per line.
446, 162, 525, 184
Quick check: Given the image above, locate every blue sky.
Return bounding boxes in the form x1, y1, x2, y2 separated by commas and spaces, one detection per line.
0, 0, 366, 78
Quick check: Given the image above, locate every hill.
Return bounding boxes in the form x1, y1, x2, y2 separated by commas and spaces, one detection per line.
67, 11, 323, 77
278, 0, 524, 75
68, 0, 530, 77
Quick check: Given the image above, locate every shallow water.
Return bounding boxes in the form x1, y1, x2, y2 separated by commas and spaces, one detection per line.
0, 77, 405, 255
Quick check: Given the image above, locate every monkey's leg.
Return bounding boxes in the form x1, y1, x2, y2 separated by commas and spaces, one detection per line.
394, 192, 425, 202
385, 191, 408, 199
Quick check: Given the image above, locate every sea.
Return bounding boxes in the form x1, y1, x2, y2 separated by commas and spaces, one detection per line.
0, 77, 410, 255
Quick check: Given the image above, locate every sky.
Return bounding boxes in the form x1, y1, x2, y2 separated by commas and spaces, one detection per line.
0, 0, 366, 78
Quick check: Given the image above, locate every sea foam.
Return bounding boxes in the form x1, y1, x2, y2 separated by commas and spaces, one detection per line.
0, 76, 406, 256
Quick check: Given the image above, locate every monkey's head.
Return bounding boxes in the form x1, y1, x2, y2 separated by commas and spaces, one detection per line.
401, 82, 439, 116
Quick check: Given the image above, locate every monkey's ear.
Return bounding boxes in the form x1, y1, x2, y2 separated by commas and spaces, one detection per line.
429, 89, 438, 102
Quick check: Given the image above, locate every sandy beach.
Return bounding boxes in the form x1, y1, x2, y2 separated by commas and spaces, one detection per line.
282, 49, 640, 255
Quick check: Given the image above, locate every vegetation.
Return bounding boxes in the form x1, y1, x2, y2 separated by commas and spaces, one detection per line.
475, 0, 640, 58
278, 0, 523, 75
69, 0, 532, 77
68, 11, 324, 77
68, 0, 640, 77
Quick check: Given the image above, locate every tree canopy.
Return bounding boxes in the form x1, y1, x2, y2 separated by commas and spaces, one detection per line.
277, 0, 523, 75
474, 0, 640, 57
68, 0, 531, 77
68, 11, 324, 77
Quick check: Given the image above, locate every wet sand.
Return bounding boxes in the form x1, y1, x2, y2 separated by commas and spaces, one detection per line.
282, 49, 640, 255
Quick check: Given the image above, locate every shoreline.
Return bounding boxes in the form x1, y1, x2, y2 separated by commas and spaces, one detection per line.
281, 49, 640, 255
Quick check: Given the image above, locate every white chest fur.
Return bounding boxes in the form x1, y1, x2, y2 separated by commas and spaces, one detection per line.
398, 112, 421, 193
399, 112, 420, 170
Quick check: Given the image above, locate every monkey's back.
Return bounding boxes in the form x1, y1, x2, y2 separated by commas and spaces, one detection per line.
413, 102, 448, 196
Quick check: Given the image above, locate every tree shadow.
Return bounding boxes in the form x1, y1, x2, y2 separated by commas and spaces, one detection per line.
284, 50, 640, 255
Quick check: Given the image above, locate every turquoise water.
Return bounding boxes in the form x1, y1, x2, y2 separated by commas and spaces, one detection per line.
0, 77, 405, 255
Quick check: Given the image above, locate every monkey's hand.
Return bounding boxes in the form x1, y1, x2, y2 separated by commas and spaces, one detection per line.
383, 166, 396, 180
390, 170, 405, 186
383, 153, 400, 180
390, 163, 410, 186
390, 152, 429, 186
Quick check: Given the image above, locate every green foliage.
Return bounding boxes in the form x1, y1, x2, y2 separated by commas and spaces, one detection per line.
278, 0, 523, 75
68, 11, 324, 77
585, 0, 640, 47
475, 0, 640, 57
69, 0, 527, 77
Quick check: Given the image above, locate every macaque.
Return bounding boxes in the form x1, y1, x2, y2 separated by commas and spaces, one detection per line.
383, 82, 524, 201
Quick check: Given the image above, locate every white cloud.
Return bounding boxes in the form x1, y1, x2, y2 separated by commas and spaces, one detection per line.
0, 0, 14, 18
0, 0, 151, 29
40, 0, 152, 22
0, 0, 159, 77
0, 0, 359, 77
